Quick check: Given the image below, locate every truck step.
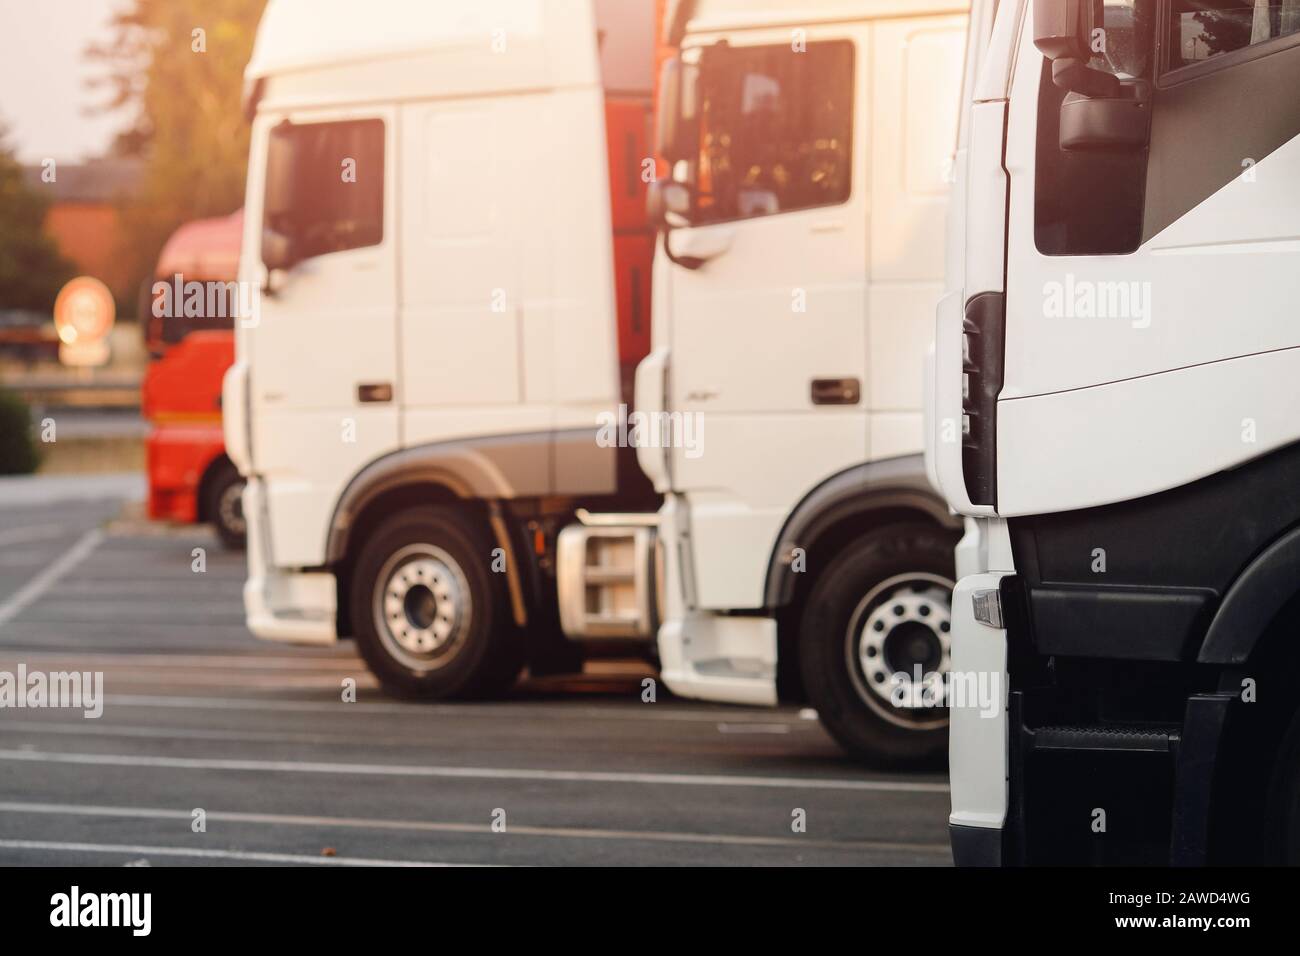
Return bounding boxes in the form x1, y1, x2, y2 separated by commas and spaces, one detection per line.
1028, 724, 1178, 753
556, 522, 658, 641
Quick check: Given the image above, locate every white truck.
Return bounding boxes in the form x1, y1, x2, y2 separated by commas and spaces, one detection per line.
931, 0, 1300, 865
645, 0, 970, 764
227, 0, 970, 766
226, 0, 663, 696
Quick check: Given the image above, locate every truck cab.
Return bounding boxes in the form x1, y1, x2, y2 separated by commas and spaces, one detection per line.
932, 0, 1300, 864
143, 210, 246, 548
644, 0, 970, 764
227, 0, 662, 692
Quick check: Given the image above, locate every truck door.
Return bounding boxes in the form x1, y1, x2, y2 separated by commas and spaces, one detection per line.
248, 107, 400, 568
997, 0, 1300, 516
664, 28, 869, 610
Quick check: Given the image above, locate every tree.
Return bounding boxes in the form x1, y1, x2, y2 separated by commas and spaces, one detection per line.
86, 0, 267, 313
1192, 10, 1254, 58
0, 125, 75, 312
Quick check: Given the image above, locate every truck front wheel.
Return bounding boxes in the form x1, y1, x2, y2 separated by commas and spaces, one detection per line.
204, 460, 247, 550
350, 506, 522, 700
799, 523, 958, 767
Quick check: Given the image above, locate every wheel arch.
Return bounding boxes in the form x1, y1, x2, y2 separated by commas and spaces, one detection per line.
1199, 522, 1300, 665
324, 442, 547, 638
763, 455, 961, 610
765, 455, 961, 700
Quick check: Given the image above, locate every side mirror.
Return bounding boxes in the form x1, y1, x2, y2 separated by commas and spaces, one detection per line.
1034, 0, 1150, 151
262, 122, 299, 275
647, 180, 705, 271
264, 122, 297, 222
1033, 0, 1093, 62
655, 57, 698, 164
646, 179, 692, 230
261, 226, 298, 274
1033, 0, 1119, 98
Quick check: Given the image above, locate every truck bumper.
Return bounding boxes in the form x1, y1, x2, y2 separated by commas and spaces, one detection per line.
947, 571, 1010, 860
652, 494, 777, 706
945, 516, 1013, 865
243, 477, 337, 646
657, 612, 778, 707
949, 822, 1004, 866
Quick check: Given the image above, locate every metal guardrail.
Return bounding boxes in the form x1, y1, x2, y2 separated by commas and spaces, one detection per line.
2, 378, 141, 409
5, 378, 140, 392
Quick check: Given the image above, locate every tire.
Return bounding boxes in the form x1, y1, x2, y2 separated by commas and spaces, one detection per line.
204, 460, 246, 550
349, 506, 523, 700
799, 522, 958, 768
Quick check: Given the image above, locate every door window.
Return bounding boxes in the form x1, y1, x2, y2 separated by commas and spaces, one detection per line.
689, 41, 854, 224
1167, 1, 1300, 72
264, 119, 385, 261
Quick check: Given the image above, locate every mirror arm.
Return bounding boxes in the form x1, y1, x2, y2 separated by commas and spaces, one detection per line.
1052, 57, 1122, 98
661, 229, 705, 271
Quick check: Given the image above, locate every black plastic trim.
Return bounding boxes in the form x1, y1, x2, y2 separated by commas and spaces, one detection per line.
1029, 585, 1213, 662
1170, 694, 1232, 867
1200, 523, 1300, 665
961, 293, 1005, 507
949, 823, 1003, 867
1009, 440, 1300, 663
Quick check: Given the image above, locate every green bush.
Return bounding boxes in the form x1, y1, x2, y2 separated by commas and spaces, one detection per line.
0, 388, 39, 475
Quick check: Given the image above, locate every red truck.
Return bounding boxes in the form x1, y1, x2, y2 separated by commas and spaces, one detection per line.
141, 210, 246, 548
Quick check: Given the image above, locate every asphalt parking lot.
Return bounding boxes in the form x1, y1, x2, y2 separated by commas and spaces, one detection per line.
0, 483, 952, 866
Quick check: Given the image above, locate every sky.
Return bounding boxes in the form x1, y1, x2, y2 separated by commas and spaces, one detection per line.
0, 0, 130, 163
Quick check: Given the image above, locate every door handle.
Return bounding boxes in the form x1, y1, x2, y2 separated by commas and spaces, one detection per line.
357, 382, 394, 404
811, 378, 861, 406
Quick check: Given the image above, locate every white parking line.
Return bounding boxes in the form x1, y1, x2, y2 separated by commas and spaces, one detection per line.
0, 800, 952, 854
92, 693, 815, 725
0, 529, 104, 629
0, 719, 392, 747
0, 838, 472, 867
0, 652, 358, 670
0, 717, 803, 752
0, 748, 949, 792
717, 723, 792, 734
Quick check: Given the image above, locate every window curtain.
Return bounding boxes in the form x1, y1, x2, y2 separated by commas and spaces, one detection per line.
1254, 0, 1273, 43
1283, 0, 1300, 35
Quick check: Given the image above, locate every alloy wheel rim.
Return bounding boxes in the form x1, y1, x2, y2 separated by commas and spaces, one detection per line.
844, 572, 953, 730
372, 544, 472, 672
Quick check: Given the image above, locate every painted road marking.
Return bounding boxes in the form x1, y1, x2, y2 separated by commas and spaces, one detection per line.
0, 748, 949, 792
0, 529, 104, 629
0, 800, 951, 854
91, 693, 815, 724
0, 839, 471, 867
